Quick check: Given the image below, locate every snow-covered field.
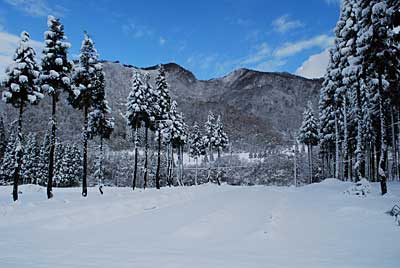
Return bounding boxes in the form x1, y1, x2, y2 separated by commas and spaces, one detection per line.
0, 180, 399, 268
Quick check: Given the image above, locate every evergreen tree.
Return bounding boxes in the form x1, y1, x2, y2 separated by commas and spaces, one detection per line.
41, 15, 72, 199
53, 142, 64, 187
0, 133, 17, 185
87, 60, 114, 192
204, 111, 217, 162
70, 32, 103, 197
213, 115, 229, 158
154, 65, 171, 189
2, 31, 43, 201
21, 133, 40, 184
299, 101, 319, 184
71, 144, 82, 187
162, 101, 187, 186
125, 71, 147, 190
189, 122, 203, 185
38, 130, 51, 185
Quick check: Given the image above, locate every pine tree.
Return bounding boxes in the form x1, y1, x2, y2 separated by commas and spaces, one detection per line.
87, 61, 114, 192
21, 133, 40, 184
70, 32, 103, 197
125, 71, 147, 190
162, 101, 187, 186
298, 101, 319, 184
154, 65, 171, 189
53, 142, 64, 187
204, 111, 217, 162
2, 31, 43, 201
213, 115, 229, 158
0, 133, 17, 185
71, 144, 82, 187
189, 122, 203, 185
38, 130, 51, 186
40, 15, 73, 199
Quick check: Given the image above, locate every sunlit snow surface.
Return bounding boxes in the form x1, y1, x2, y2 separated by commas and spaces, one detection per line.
0, 180, 399, 267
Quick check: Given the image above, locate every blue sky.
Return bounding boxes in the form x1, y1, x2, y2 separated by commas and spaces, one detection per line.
0, 0, 341, 79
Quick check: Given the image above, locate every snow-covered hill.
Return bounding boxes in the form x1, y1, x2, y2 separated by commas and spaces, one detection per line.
0, 180, 399, 267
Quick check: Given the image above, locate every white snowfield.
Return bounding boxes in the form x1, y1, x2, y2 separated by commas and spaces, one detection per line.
0, 180, 399, 268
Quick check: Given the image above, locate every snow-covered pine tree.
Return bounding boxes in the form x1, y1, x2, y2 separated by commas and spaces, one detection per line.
0, 133, 17, 185
41, 15, 73, 199
21, 133, 40, 184
214, 115, 229, 158
70, 32, 103, 197
356, 1, 398, 194
87, 61, 114, 192
162, 101, 187, 186
2, 31, 43, 201
213, 115, 229, 185
125, 71, 147, 190
154, 65, 171, 189
70, 144, 82, 187
298, 101, 319, 184
189, 122, 204, 185
38, 129, 51, 186
53, 142, 64, 187
319, 51, 337, 178
142, 73, 158, 189
204, 111, 217, 163
0, 116, 6, 163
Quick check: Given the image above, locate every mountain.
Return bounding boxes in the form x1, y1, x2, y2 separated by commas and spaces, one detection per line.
0, 61, 322, 151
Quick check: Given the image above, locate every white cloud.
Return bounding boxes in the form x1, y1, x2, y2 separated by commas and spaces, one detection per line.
240, 43, 270, 65
4, 0, 66, 17
295, 48, 330, 79
274, 34, 334, 57
255, 59, 287, 72
0, 31, 42, 79
159, 37, 166, 46
272, 15, 304, 33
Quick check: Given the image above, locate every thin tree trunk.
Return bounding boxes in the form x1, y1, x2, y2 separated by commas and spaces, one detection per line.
155, 129, 161, 189
143, 127, 149, 189
216, 148, 221, 186
12, 104, 24, 202
133, 128, 138, 190
343, 96, 349, 181
177, 146, 182, 186
82, 105, 89, 197
334, 113, 340, 180
378, 78, 387, 195
99, 137, 104, 195
47, 95, 56, 199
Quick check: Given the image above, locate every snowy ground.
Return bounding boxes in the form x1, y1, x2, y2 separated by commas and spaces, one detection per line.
0, 180, 399, 268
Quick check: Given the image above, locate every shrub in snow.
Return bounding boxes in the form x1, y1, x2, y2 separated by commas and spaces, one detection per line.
345, 179, 371, 196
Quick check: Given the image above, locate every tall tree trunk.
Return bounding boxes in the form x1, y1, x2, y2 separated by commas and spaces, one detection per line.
378, 78, 387, 195
334, 113, 340, 180
12, 104, 24, 202
170, 148, 175, 186
398, 111, 400, 181
355, 81, 365, 181
177, 146, 182, 186
343, 96, 349, 181
98, 137, 104, 194
143, 127, 149, 189
82, 105, 89, 197
155, 129, 161, 189
47, 95, 56, 199
133, 128, 138, 190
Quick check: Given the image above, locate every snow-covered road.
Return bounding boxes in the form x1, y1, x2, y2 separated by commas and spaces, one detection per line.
0, 180, 399, 267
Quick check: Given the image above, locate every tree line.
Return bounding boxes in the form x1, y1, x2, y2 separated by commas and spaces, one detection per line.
299, 0, 400, 195
0, 15, 230, 201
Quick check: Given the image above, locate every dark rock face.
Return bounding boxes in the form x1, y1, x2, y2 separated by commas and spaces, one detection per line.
1, 62, 322, 150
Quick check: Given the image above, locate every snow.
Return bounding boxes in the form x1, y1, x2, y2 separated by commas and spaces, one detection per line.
0, 180, 399, 267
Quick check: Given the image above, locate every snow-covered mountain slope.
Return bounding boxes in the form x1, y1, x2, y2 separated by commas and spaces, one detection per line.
0, 62, 321, 150
1, 180, 399, 267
